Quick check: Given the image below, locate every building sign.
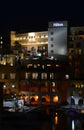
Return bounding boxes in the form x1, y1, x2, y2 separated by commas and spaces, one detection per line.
49, 21, 67, 28
53, 23, 64, 27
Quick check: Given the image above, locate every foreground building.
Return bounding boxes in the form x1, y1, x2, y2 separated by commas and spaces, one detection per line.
1, 56, 70, 105
1, 21, 84, 106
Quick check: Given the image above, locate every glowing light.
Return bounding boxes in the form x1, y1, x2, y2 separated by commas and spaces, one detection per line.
28, 33, 35, 41
3, 85, 6, 88
11, 85, 15, 88
72, 120, 75, 130
53, 96, 58, 103
35, 95, 38, 100
55, 114, 58, 125
53, 23, 64, 27
65, 74, 69, 79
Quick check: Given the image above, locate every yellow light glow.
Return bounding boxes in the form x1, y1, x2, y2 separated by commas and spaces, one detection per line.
35, 95, 38, 100
28, 33, 35, 41
55, 115, 58, 125
53, 96, 58, 103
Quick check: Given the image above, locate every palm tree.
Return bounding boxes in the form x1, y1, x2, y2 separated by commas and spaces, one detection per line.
11, 41, 22, 55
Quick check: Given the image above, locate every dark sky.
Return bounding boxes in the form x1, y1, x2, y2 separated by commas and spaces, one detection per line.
0, 0, 84, 33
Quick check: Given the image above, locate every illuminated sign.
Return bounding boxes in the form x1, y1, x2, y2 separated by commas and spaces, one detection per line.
53, 23, 64, 27
48, 21, 67, 28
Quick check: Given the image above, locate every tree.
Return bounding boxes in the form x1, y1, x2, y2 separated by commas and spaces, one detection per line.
11, 41, 22, 55
13, 41, 22, 51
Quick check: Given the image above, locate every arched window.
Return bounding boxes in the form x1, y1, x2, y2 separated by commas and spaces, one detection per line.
78, 99, 83, 106
71, 98, 75, 105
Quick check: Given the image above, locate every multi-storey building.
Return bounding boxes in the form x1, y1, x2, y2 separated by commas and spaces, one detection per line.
67, 27, 84, 105
10, 31, 48, 57
1, 56, 69, 105
0, 21, 84, 106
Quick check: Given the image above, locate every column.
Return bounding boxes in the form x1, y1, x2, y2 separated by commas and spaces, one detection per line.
38, 93, 42, 106
50, 93, 53, 105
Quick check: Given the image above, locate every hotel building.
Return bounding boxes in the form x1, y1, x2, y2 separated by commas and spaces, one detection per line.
1, 21, 84, 106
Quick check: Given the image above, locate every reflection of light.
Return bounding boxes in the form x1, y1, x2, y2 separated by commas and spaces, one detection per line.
55, 114, 58, 125
56, 112, 58, 116
72, 120, 75, 130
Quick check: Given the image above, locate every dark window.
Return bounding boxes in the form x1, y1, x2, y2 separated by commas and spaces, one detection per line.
51, 32, 53, 35
70, 43, 74, 48
51, 37, 53, 41
51, 44, 54, 47
76, 42, 81, 48
51, 50, 54, 53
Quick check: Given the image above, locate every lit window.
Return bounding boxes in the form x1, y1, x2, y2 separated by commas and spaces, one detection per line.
47, 64, 51, 67
50, 73, 54, 79
23, 37, 26, 39
10, 73, 16, 79
76, 48, 81, 55
0, 41, 3, 44
52, 88, 55, 92
45, 35, 48, 38
53, 96, 58, 103
68, 55, 72, 60
19, 37, 22, 40
43, 46, 46, 50
42, 65, 45, 69
28, 33, 35, 41
11, 84, 15, 88
27, 64, 32, 68
2, 73, 7, 79
3, 85, 6, 88
68, 48, 74, 54
52, 82, 55, 87
65, 74, 69, 79
56, 64, 60, 67
25, 72, 31, 79
32, 73, 38, 79
81, 84, 84, 88
41, 35, 44, 38
34, 64, 37, 68
0, 37, 2, 39
38, 64, 40, 67
41, 73, 47, 79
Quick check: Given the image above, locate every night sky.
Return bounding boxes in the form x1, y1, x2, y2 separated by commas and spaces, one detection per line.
0, 0, 84, 33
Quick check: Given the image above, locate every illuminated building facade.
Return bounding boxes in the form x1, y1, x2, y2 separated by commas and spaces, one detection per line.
10, 31, 48, 57
1, 21, 84, 105
67, 26, 84, 105
1, 57, 69, 105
